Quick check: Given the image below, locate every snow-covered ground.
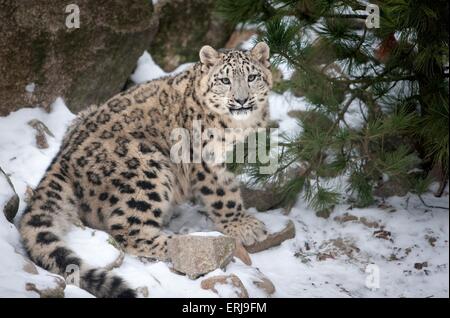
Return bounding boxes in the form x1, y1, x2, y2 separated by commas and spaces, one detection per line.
0, 52, 448, 298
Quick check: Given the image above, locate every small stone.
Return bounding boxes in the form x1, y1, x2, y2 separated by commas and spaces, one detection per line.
426, 235, 437, 247
234, 240, 252, 265
3, 194, 19, 223
414, 262, 428, 270
28, 119, 54, 149
24, 186, 35, 205
359, 217, 379, 228
136, 286, 149, 298
245, 220, 296, 254
35, 131, 49, 149
25, 277, 65, 298
373, 229, 392, 241
201, 274, 249, 298
334, 213, 359, 223
318, 237, 360, 261
240, 185, 281, 212
23, 260, 39, 275
253, 274, 276, 295
168, 235, 235, 279
334, 214, 380, 228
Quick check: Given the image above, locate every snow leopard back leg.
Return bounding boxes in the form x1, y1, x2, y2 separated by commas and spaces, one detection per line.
101, 151, 175, 261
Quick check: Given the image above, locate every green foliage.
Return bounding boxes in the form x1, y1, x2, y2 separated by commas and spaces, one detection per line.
216, 0, 274, 25
412, 175, 433, 195
308, 185, 340, 213
218, 0, 449, 212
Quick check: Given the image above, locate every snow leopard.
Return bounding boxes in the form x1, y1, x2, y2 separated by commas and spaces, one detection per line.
19, 42, 273, 297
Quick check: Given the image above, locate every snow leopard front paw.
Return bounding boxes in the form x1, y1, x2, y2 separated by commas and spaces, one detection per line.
219, 215, 268, 246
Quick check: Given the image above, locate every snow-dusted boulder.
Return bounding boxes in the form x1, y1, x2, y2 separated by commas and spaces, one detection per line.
200, 274, 249, 298
246, 212, 296, 253
168, 233, 236, 279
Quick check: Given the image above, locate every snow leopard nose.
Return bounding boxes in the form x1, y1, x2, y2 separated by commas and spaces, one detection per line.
234, 97, 248, 106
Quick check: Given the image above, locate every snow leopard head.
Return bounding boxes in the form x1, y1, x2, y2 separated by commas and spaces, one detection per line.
197, 42, 272, 123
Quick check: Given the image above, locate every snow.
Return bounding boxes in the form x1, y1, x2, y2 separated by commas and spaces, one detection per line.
0, 97, 76, 220
25, 83, 35, 94
0, 98, 83, 297
213, 279, 243, 298
131, 51, 192, 84
189, 231, 224, 237
66, 227, 121, 268
251, 195, 449, 297
268, 91, 310, 135
249, 208, 289, 234
0, 52, 448, 298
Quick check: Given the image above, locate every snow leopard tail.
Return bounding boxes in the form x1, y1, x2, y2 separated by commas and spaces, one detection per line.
20, 216, 136, 297
19, 184, 136, 298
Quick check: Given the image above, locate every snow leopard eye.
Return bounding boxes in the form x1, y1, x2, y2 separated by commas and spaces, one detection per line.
220, 78, 231, 85
248, 74, 257, 82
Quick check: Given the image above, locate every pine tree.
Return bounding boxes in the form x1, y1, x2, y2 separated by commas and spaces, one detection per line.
218, 0, 449, 212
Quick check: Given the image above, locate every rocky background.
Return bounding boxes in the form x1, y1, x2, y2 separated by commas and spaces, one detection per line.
0, 0, 250, 116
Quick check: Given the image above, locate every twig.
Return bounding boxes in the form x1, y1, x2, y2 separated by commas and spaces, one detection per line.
418, 194, 449, 210
103, 251, 125, 271
0, 165, 17, 194
0, 165, 20, 222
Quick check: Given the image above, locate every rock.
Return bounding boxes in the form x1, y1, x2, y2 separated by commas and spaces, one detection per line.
201, 274, 249, 298
359, 217, 379, 229
425, 235, 437, 247
149, 0, 235, 72
168, 235, 235, 279
252, 273, 276, 295
25, 277, 66, 298
317, 237, 360, 261
3, 194, 19, 223
373, 229, 392, 241
234, 240, 252, 265
0, 0, 155, 116
23, 260, 39, 275
334, 213, 380, 229
334, 213, 359, 223
135, 286, 149, 298
373, 179, 410, 198
28, 119, 54, 149
1, 167, 19, 223
245, 220, 296, 254
240, 185, 282, 212
414, 262, 428, 270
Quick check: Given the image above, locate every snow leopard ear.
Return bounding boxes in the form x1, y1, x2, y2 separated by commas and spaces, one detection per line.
250, 42, 270, 68
199, 45, 220, 69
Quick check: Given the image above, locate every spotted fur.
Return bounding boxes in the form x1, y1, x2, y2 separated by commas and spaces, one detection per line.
19, 42, 273, 298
